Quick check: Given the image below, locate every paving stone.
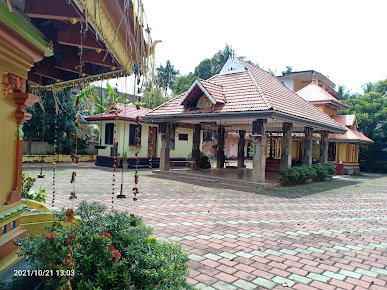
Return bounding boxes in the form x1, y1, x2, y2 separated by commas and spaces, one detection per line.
371, 267, 387, 276
355, 267, 379, 278
189, 254, 205, 262
219, 252, 237, 260
265, 249, 283, 256
322, 270, 346, 281
251, 277, 277, 289
306, 272, 331, 283
195, 283, 216, 290
232, 279, 257, 290
203, 253, 222, 261
272, 276, 296, 287
288, 273, 312, 285
251, 250, 269, 257
212, 281, 237, 290
339, 269, 362, 279
235, 251, 254, 258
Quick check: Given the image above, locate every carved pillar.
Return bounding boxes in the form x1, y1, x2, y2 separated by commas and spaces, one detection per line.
159, 122, 171, 171
303, 127, 313, 166
237, 130, 246, 168
216, 125, 225, 169
320, 131, 329, 164
252, 119, 267, 183
280, 122, 293, 170
192, 124, 201, 170
6, 92, 40, 204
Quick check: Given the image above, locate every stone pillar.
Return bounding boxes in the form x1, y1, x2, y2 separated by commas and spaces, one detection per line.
216, 125, 225, 169
302, 127, 313, 166
237, 130, 246, 168
159, 122, 170, 171
252, 119, 267, 183
192, 124, 201, 170
320, 131, 329, 164
280, 122, 293, 170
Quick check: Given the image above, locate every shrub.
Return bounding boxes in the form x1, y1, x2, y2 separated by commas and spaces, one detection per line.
22, 173, 46, 203
15, 201, 193, 290
313, 163, 336, 181
187, 151, 211, 169
280, 165, 317, 185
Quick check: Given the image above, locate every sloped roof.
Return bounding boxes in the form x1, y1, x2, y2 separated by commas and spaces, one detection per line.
297, 83, 349, 109
147, 59, 345, 133
85, 103, 152, 122
180, 79, 224, 106
331, 115, 356, 128
328, 115, 373, 143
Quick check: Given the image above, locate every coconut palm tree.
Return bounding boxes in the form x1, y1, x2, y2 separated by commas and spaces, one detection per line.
156, 60, 179, 97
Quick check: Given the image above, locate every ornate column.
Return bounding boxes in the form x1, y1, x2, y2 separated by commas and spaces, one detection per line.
320, 131, 329, 164
252, 119, 267, 183
159, 122, 171, 171
216, 125, 225, 169
280, 122, 293, 170
237, 130, 246, 168
303, 127, 313, 166
192, 124, 201, 170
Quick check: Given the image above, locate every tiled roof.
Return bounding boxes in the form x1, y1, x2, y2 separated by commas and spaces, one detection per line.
296, 83, 349, 109
198, 79, 224, 103
85, 103, 152, 122
328, 114, 373, 143
331, 115, 356, 128
147, 59, 345, 132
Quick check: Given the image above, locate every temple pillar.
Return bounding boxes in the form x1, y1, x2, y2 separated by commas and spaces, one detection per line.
159, 123, 170, 171
237, 130, 246, 168
280, 122, 293, 170
320, 131, 329, 164
216, 125, 225, 168
252, 119, 267, 183
192, 124, 201, 170
302, 127, 313, 166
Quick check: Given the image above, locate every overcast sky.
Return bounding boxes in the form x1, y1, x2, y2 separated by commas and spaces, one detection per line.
141, 0, 387, 94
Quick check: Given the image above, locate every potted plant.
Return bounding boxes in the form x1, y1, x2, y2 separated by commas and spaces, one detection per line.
122, 151, 128, 169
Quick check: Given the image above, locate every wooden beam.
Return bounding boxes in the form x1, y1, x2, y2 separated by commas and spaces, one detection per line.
25, 0, 81, 21
33, 57, 77, 81
82, 49, 120, 69
57, 24, 106, 50
54, 47, 94, 76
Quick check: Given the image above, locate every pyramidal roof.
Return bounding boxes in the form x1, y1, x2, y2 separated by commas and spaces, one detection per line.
146, 57, 346, 133
297, 83, 349, 109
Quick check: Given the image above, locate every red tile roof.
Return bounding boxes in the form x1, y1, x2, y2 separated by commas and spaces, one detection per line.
147, 60, 345, 132
85, 103, 152, 122
296, 83, 349, 109
328, 115, 373, 143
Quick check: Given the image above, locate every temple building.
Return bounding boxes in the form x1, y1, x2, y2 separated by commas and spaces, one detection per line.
143, 54, 348, 182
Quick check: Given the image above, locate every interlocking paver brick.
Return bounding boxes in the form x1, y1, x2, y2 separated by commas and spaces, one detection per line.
272, 276, 296, 287
232, 279, 257, 290
25, 166, 387, 290
212, 281, 237, 290
252, 277, 277, 289
214, 272, 238, 283
306, 272, 331, 283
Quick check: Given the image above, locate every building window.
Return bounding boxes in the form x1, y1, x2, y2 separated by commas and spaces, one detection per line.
169, 126, 175, 149
129, 124, 142, 146
328, 142, 336, 161
179, 133, 188, 141
2, 225, 7, 235
105, 123, 114, 145
12, 220, 16, 230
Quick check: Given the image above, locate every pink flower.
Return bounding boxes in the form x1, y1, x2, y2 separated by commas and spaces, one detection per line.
102, 232, 112, 239
108, 244, 115, 252
45, 233, 55, 240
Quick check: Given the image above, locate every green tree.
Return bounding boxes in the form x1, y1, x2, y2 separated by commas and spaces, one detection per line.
341, 90, 387, 172
194, 58, 213, 80
281, 66, 293, 76
361, 82, 374, 94
337, 85, 350, 99
141, 83, 170, 109
171, 72, 196, 96
156, 60, 179, 97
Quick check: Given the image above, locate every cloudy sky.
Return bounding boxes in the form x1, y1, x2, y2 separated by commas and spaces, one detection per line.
141, 0, 387, 94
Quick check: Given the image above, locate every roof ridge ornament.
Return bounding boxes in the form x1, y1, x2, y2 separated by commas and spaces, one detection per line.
219, 51, 246, 75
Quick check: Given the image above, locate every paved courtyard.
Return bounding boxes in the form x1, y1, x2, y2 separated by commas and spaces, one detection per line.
23, 163, 387, 290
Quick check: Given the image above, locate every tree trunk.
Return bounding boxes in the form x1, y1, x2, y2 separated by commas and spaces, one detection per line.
27, 139, 32, 154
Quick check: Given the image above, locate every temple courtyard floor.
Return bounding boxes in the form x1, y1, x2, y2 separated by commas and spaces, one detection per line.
23, 163, 387, 290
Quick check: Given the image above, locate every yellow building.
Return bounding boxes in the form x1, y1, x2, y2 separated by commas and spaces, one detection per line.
86, 103, 202, 168
278, 71, 373, 174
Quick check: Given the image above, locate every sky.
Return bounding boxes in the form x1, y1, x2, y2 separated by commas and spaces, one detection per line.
140, 0, 387, 94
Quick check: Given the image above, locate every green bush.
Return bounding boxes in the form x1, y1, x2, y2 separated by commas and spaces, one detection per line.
22, 173, 46, 203
280, 165, 317, 185
313, 163, 336, 181
15, 201, 193, 290
187, 151, 211, 169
